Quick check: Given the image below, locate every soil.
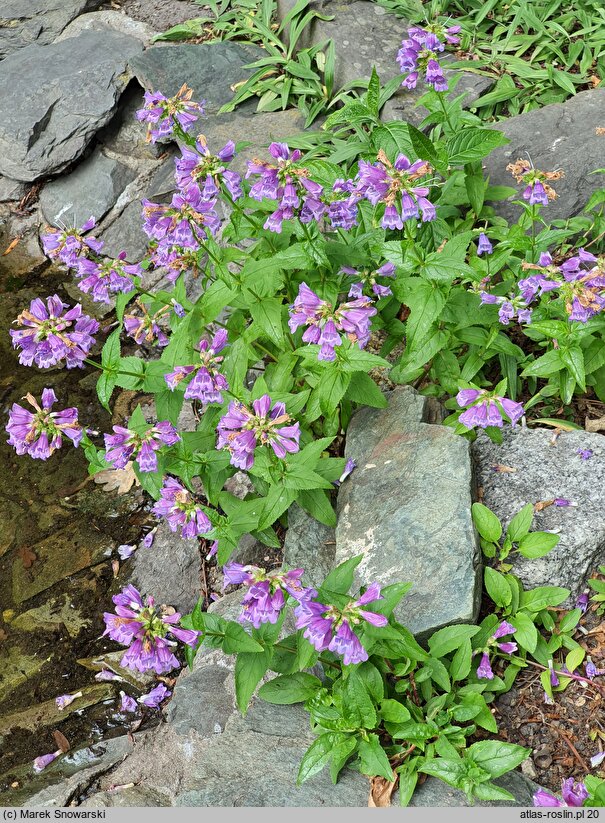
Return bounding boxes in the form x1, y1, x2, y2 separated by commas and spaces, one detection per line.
492, 591, 605, 793
101, 0, 211, 33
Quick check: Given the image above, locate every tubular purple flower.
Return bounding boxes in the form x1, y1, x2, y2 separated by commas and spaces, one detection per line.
175, 136, 242, 201
136, 85, 204, 143
41, 217, 103, 267
139, 683, 171, 707
165, 330, 229, 405
152, 477, 212, 539
357, 152, 434, 229
223, 564, 315, 629
75, 254, 139, 304
11, 295, 99, 369
124, 310, 170, 348
457, 387, 525, 429
476, 652, 494, 680
120, 692, 138, 713
104, 420, 180, 473
6, 389, 82, 460
33, 751, 61, 773
56, 691, 82, 710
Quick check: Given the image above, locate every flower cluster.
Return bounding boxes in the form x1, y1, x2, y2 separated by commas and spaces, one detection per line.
152, 477, 212, 538
11, 295, 99, 369
342, 261, 396, 299
175, 136, 242, 201
104, 420, 180, 472
397, 23, 461, 91
103, 584, 199, 673
217, 394, 300, 470
165, 329, 229, 405
506, 158, 564, 206
136, 83, 204, 143
124, 304, 170, 347
246, 142, 325, 232
6, 389, 82, 460
75, 252, 140, 304
288, 282, 377, 361
295, 582, 388, 666
357, 151, 435, 229
223, 564, 315, 628
476, 620, 518, 679
534, 779, 588, 808
41, 217, 103, 267
478, 289, 533, 326
456, 387, 525, 429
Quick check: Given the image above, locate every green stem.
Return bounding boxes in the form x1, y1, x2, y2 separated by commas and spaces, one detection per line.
84, 357, 143, 380
437, 91, 455, 133
253, 341, 278, 363
201, 630, 340, 670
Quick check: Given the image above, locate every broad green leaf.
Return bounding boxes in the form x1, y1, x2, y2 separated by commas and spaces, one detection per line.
258, 672, 322, 704
234, 648, 272, 714
484, 567, 512, 608
428, 625, 480, 658
222, 622, 265, 655
357, 734, 394, 781
447, 128, 509, 165
506, 503, 534, 541
472, 503, 502, 543
467, 740, 530, 778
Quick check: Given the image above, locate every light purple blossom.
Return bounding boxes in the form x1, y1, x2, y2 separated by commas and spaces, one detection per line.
175, 136, 242, 201
477, 621, 517, 679
591, 751, 605, 768
75, 254, 140, 304
477, 233, 493, 256
55, 691, 82, 710
142, 530, 156, 549
223, 564, 315, 629
6, 389, 82, 460
576, 590, 590, 613
578, 448, 593, 460
120, 691, 138, 713
33, 751, 61, 773
118, 544, 136, 560
136, 86, 204, 143
217, 394, 300, 470
333, 458, 357, 488
94, 669, 122, 682
41, 217, 103, 267
104, 420, 180, 473
139, 683, 171, 707
123, 310, 170, 348
357, 153, 434, 229
164, 329, 229, 405
342, 262, 396, 299
103, 584, 200, 674
152, 477, 212, 539
456, 387, 525, 429
534, 779, 588, 808
397, 25, 456, 91
11, 295, 99, 369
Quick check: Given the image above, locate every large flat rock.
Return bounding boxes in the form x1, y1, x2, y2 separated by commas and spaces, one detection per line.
0, 0, 101, 59
472, 427, 605, 597
484, 89, 605, 222
336, 387, 480, 638
0, 30, 142, 181
129, 42, 265, 114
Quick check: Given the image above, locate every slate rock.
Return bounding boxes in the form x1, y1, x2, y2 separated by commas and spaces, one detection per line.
0, 0, 102, 59
484, 89, 605, 223
99, 199, 148, 262
336, 386, 481, 639
283, 503, 336, 588
55, 10, 156, 44
0, 31, 143, 181
131, 521, 202, 613
39, 149, 137, 226
129, 42, 265, 114
0, 176, 27, 203
472, 426, 605, 597
99, 85, 164, 160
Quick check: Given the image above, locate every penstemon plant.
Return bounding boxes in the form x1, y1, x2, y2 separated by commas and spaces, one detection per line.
9, 34, 605, 804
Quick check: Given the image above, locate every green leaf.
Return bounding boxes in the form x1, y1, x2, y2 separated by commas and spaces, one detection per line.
344, 669, 377, 728
510, 612, 538, 653
366, 66, 381, 117
258, 672, 322, 704
234, 649, 272, 714
447, 128, 509, 165
450, 639, 472, 682
419, 757, 465, 787
357, 734, 394, 781
561, 346, 586, 391
428, 625, 480, 658
318, 555, 362, 597
222, 622, 265, 655
472, 502, 502, 543
250, 298, 285, 346
565, 646, 585, 674
484, 567, 512, 608
521, 349, 564, 378
520, 586, 570, 612
345, 371, 387, 408
297, 733, 352, 784
518, 531, 560, 559
380, 699, 411, 724
467, 741, 530, 778
318, 368, 351, 416
96, 372, 118, 412
506, 503, 534, 541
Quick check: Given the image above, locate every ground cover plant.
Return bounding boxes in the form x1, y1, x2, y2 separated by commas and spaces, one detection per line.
7, 3, 605, 807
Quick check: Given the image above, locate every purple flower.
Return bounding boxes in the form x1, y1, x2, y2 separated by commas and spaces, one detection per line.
224, 564, 315, 629
6, 389, 82, 460
333, 458, 357, 488
549, 659, 560, 687
536, 779, 589, 807
477, 233, 493, 256
118, 544, 136, 560
55, 691, 82, 710
136, 86, 204, 143
152, 477, 212, 539
41, 217, 103, 267
456, 387, 525, 429
142, 530, 156, 549
120, 691, 138, 713
397, 25, 453, 91
217, 394, 300, 470
175, 137, 242, 201
104, 420, 180, 473
75, 254, 139, 304
578, 448, 593, 460
124, 310, 170, 348
476, 651, 494, 680
507, 158, 562, 208
165, 329, 229, 405
206, 539, 218, 560
11, 295, 99, 369
94, 669, 122, 682
139, 683, 171, 708
591, 751, 605, 768
357, 153, 433, 229
33, 751, 61, 773
342, 262, 396, 299
554, 498, 574, 507
103, 584, 200, 674
576, 590, 590, 613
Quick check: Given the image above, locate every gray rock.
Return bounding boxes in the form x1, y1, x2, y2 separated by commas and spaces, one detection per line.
0, 176, 27, 203
39, 150, 137, 226
100, 199, 148, 262
276, 0, 492, 126
472, 427, 605, 597
230, 533, 281, 568
129, 42, 265, 114
336, 387, 481, 639
131, 521, 202, 613
407, 771, 540, 806
55, 10, 156, 44
0, 31, 143, 182
98, 85, 163, 160
0, 0, 101, 59
484, 89, 605, 223
283, 503, 336, 588
82, 786, 171, 807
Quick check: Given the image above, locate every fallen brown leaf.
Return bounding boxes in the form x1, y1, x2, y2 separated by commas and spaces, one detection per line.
53, 730, 70, 753
17, 546, 37, 569
0, 628, 8, 643
585, 415, 605, 433
368, 774, 397, 807
112, 559, 120, 579
93, 462, 140, 495
2, 236, 21, 255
